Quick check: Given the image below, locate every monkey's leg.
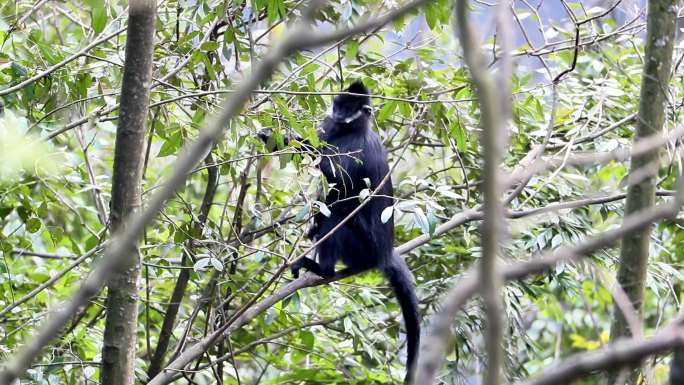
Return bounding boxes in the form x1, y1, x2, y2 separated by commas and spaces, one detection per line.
336, 265, 372, 276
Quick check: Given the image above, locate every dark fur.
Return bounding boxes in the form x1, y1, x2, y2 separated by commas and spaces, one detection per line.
272, 81, 420, 383
671, 348, 684, 385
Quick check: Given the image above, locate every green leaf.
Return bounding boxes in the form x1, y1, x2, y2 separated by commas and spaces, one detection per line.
0, 206, 13, 219
287, 291, 300, 310
427, 209, 438, 235
36, 202, 48, 218
424, 3, 438, 30
91, 3, 107, 34
84, 235, 98, 251
158, 131, 182, 157
173, 228, 186, 243
377, 101, 397, 122
200, 41, 220, 51
26, 217, 42, 233
16, 206, 31, 221
0, 241, 12, 256
295, 204, 310, 221
450, 120, 467, 152
267, 0, 284, 23
300, 330, 315, 349
398, 102, 412, 117
345, 41, 359, 61
11, 62, 28, 78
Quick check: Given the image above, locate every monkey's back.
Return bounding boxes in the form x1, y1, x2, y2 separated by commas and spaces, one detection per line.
316, 123, 394, 269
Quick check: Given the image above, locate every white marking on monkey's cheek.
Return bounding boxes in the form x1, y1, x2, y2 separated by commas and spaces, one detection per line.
326, 104, 334, 117
344, 110, 363, 123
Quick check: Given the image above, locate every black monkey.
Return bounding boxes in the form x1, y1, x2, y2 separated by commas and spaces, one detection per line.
261, 81, 420, 383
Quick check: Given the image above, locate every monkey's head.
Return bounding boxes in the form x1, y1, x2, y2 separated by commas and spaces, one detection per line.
330, 81, 372, 124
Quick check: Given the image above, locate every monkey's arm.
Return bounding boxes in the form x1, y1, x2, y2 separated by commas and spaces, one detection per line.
257, 128, 319, 153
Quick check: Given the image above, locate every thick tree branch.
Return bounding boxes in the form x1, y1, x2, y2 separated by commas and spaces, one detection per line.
508, 124, 684, 190
452, 1, 510, 384
518, 319, 684, 385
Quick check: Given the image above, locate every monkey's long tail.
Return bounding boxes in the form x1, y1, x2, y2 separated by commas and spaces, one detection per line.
382, 252, 420, 385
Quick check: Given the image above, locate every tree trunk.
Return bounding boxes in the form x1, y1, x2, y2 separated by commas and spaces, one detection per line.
608, 1, 676, 384
101, 1, 156, 384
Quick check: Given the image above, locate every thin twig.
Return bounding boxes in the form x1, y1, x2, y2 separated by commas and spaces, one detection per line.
0, 27, 126, 97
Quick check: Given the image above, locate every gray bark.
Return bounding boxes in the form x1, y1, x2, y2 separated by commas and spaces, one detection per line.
608, 1, 677, 384
101, 1, 157, 384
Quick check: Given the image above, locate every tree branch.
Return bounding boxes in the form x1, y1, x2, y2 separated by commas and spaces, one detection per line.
518, 321, 684, 385
0, 27, 126, 97
451, 1, 510, 383
412, 198, 682, 385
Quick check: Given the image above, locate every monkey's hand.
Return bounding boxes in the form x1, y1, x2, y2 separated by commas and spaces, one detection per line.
258, 129, 312, 151
290, 258, 304, 278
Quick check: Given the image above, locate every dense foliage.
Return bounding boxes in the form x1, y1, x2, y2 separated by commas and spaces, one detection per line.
0, 1, 681, 384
